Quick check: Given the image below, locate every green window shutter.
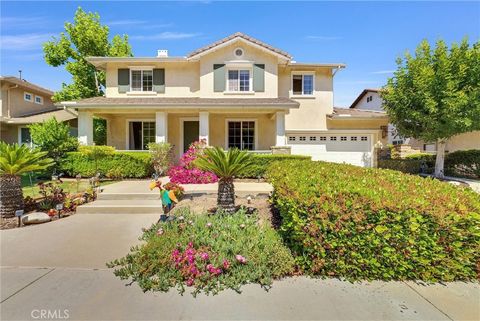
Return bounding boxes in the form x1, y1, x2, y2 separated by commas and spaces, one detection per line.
118, 68, 130, 93
153, 68, 165, 93
253, 64, 265, 92
213, 64, 225, 92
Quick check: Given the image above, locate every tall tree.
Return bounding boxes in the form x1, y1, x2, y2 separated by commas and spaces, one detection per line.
43, 7, 132, 102
382, 39, 480, 177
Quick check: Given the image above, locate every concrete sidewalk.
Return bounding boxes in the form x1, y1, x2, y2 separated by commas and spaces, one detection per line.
1, 211, 479, 320
2, 267, 478, 321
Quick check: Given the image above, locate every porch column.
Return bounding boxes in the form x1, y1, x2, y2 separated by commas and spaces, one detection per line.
77, 111, 93, 145
155, 111, 168, 143
199, 111, 209, 145
275, 111, 286, 146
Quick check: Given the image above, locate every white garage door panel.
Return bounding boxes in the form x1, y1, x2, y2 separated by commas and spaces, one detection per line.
288, 134, 373, 167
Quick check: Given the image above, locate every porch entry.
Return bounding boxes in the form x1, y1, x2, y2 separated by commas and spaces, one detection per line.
183, 121, 199, 152
128, 121, 155, 150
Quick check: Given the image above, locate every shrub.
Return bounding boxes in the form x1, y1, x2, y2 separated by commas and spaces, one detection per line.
148, 142, 172, 177
168, 140, 217, 184
267, 160, 480, 282
107, 208, 295, 296
28, 117, 78, 165
378, 158, 423, 174
444, 149, 480, 179
237, 154, 311, 178
60, 151, 153, 178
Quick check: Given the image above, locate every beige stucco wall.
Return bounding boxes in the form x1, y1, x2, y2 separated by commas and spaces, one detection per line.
327, 118, 389, 146
198, 40, 279, 98
0, 81, 54, 118
446, 131, 480, 152
279, 67, 334, 130
105, 61, 200, 98
0, 123, 19, 144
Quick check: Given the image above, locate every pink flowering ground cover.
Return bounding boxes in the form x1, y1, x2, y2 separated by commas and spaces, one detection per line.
168, 140, 218, 184
107, 208, 294, 296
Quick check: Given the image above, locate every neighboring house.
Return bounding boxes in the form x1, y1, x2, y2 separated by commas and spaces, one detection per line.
59, 32, 388, 167
350, 88, 480, 152
0, 76, 78, 145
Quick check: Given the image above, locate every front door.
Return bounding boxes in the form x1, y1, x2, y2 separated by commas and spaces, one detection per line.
183, 121, 199, 152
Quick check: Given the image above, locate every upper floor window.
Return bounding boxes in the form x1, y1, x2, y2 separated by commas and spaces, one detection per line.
292, 74, 314, 95
24, 92, 33, 102
34, 95, 43, 105
367, 95, 373, 103
228, 69, 251, 92
131, 69, 153, 92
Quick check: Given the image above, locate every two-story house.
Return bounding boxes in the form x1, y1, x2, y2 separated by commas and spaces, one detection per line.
0, 76, 78, 145
350, 88, 480, 152
61, 32, 389, 167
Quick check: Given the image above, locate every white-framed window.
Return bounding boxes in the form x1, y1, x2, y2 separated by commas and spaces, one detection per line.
351, 136, 357, 141
299, 136, 306, 141
367, 96, 373, 103
309, 136, 317, 141
128, 121, 155, 150
227, 69, 251, 92
320, 136, 326, 141
130, 69, 153, 92
34, 95, 44, 105
288, 136, 296, 142
361, 136, 368, 141
24, 92, 33, 102
227, 120, 255, 150
292, 73, 314, 95
330, 136, 337, 141
18, 127, 32, 146
341, 136, 347, 141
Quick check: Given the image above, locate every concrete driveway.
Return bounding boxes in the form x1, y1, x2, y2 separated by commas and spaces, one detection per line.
1, 212, 479, 320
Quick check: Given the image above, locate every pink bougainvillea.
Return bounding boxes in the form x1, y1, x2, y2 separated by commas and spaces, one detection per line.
167, 140, 218, 184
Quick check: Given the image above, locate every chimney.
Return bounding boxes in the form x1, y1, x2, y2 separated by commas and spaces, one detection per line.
157, 50, 168, 58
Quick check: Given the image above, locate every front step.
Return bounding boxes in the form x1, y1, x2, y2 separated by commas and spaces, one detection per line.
97, 193, 160, 200
76, 200, 164, 214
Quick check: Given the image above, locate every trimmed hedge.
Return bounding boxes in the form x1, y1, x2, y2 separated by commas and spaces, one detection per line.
60, 151, 153, 178
379, 150, 480, 179
267, 160, 480, 281
444, 149, 480, 179
238, 154, 311, 178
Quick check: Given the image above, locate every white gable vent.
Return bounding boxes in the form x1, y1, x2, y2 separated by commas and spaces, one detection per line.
157, 49, 168, 58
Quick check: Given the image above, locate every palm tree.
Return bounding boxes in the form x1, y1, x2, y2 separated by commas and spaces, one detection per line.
194, 147, 254, 214
0, 143, 54, 218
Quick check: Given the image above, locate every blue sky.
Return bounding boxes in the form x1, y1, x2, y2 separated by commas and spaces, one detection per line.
1, 1, 479, 106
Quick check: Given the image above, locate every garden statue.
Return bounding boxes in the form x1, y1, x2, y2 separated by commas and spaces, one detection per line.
149, 180, 179, 222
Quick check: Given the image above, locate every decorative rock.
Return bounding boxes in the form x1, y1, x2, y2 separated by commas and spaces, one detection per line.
21, 212, 52, 225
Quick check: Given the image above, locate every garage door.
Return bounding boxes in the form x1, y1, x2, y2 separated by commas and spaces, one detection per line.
288, 134, 373, 167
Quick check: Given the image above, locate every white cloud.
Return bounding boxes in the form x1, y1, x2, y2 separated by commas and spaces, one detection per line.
1, 16, 48, 28
371, 70, 395, 74
305, 35, 342, 41
130, 32, 201, 40
0, 33, 53, 50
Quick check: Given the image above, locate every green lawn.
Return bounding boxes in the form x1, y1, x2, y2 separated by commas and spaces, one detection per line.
21, 176, 114, 198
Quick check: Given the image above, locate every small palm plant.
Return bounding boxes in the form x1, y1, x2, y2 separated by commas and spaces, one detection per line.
0, 143, 54, 217
194, 147, 254, 214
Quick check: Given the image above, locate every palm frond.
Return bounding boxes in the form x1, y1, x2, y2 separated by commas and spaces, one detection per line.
194, 147, 254, 179
0, 142, 54, 175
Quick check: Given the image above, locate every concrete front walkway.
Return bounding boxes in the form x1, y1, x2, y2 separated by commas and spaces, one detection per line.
1, 206, 479, 320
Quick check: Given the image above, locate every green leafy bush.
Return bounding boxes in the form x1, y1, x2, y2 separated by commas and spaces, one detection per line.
148, 142, 172, 176
378, 158, 424, 174
237, 154, 311, 178
107, 208, 295, 296
267, 160, 480, 282
444, 149, 480, 179
60, 151, 153, 178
